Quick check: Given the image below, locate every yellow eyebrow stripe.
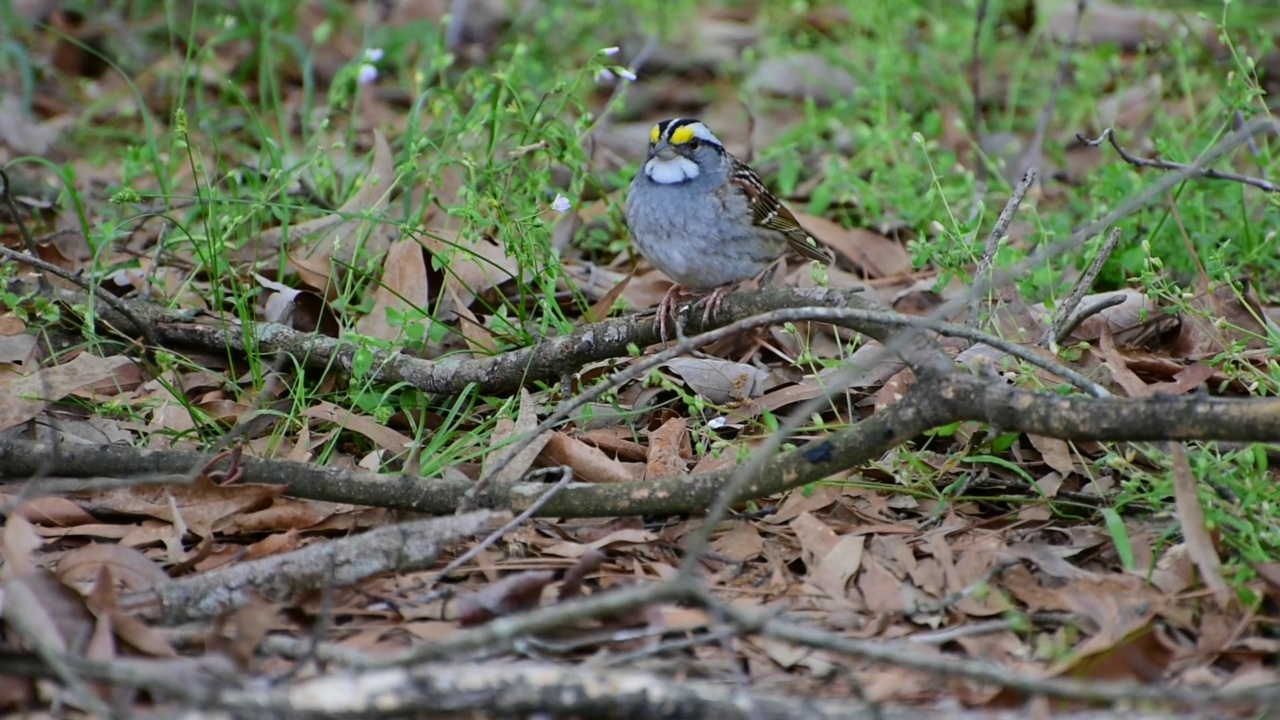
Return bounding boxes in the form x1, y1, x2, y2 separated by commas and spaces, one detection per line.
669, 125, 695, 145
650, 125, 661, 143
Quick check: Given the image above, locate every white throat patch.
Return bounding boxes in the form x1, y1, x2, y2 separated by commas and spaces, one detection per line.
645, 156, 700, 184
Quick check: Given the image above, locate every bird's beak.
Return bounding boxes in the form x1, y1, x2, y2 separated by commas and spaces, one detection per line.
652, 141, 678, 161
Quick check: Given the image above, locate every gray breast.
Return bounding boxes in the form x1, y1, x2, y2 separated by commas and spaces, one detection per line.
626, 171, 780, 290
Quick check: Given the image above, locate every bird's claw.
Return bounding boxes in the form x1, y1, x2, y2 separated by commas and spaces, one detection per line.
655, 284, 684, 344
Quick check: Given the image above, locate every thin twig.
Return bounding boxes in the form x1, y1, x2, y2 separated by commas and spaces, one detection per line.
908, 611, 1073, 645
1040, 225, 1123, 347
969, 167, 1038, 326
1079, 127, 1279, 193
367, 578, 695, 666
438, 466, 572, 582
1235, 109, 1262, 158
1053, 293, 1127, 344
909, 557, 1022, 616
0, 244, 158, 353
0, 167, 50, 294
0, 473, 199, 519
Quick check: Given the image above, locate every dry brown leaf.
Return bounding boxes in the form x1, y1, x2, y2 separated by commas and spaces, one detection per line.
456, 571, 556, 626
793, 212, 911, 279
1027, 434, 1075, 478
1048, 0, 1216, 49
663, 357, 770, 404
228, 499, 333, 534
243, 529, 305, 560
449, 282, 498, 355
1004, 543, 1098, 581
1173, 282, 1277, 358
1170, 443, 1230, 608
68, 475, 284, 538
30, 523, 132, 541
0, 333, 36, 365
618, 266, 681, 314
259, 129, 396, 270
748, 635, 811, 670
584, 273, 631, 324
645, 415, 688, 480
539, 431, 645, 483
417, 229, 519, 322
302, 400, 413, 454
1046, 594, 1168, 684
950, 538, 1012, 617
1, 519, 96, 655
0, 95, 73, 155
746, 52, 858, 106
1165, 361, 1217, 394
482, 389, 549, 485
401, 620, 458, 642
1095, 326, 1152, 397
857, 556, 907, 614
86, 565, 177, 658
768, 485, 844, 524
811, 534, 865, 599
558, 549, 605, 600
789, 512, 841, 584
55, 543, 170, 594
576, 429, 648, 463
0, 353, 136, 431
6, 495, 98, 526
542, 528, 659, 559
356, 237, 431, 343
710, 521, 765, 563
217, 593, 279, 670
2, 513, 43, 574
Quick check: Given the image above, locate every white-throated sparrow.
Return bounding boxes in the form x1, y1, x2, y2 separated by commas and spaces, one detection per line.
626, 118, 833, 341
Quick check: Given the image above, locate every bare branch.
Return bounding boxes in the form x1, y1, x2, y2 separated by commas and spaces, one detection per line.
1079, 127, 1279, 193
119, 511, 503, 624
969, 167, 1039, 326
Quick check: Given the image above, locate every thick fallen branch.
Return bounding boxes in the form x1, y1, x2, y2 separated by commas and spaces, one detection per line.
4, 373, 1279, 519
0, 650, 1217, 720
117, 511, 502, 625
14, 276, 874, 397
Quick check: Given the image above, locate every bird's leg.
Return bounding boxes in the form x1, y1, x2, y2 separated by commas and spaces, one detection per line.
699, 284, 732, 327
655, 284, 685, 343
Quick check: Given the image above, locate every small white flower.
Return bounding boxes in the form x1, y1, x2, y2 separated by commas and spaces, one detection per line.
708, 417, 727, 430
364, 47, 385, 62
595, 67, 616, 83
358, 63, 379, 85
617, 67, 637, 81
551, 194, 571, 213
600, 46, 620, 56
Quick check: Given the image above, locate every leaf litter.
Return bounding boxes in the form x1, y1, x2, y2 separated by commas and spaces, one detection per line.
1, 0, 1280, 716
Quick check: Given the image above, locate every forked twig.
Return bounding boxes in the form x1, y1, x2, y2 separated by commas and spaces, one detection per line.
1040, 226, 1123, 347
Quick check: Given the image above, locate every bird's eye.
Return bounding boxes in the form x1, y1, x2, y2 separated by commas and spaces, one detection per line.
687, 138, 700, 149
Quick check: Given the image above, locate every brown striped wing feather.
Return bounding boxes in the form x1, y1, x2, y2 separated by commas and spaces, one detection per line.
733, 162, 835, 264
